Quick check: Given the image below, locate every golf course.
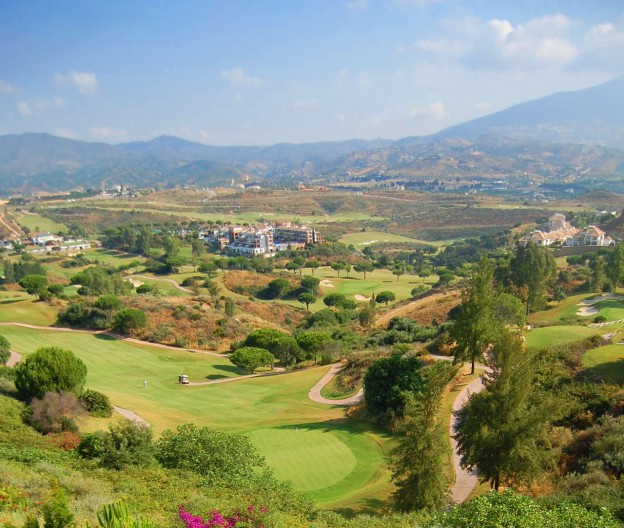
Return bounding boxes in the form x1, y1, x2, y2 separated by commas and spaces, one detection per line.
0, 324, 392, 509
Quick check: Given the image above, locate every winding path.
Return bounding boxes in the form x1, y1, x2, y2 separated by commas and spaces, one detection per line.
307, 363, 364, 405
306, 356, 487, 503
112, 405, 149, 426
129, 275, 192, 293
0, 211, 21, 238
450, 374, 487, 503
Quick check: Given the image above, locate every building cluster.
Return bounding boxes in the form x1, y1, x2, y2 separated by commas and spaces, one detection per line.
520, 213, 615, 247
201, 223, 323, 257
1, 232, 91, 254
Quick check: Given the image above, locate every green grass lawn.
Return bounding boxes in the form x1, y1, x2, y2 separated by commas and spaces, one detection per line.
525, 325, 601, 352
0, 292, 57, 326
584, 298, 624, 321
339, 231, 435, 247
582, 344, 624, 384
3, 325, 392, 509
13, 211, 67, 233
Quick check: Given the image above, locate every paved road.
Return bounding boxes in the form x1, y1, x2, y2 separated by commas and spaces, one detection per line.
112, 405, 150, 426
450, 372, 488, 503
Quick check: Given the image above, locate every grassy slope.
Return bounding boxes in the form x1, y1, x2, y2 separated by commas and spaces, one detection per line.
525, 325, 600, 352
582, 344, 624, 384
0, 292, 57, 326
2, 325, 391, 508
14, 211, 67, 233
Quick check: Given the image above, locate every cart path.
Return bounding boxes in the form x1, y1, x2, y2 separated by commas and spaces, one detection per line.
0, 322, 226, 357
0, 211, 21, 238
307, 363, 364, 406
450, 371, 489, 503
6, 350, 21, 367
112, 405, 150, 427
129, 275, 192, 293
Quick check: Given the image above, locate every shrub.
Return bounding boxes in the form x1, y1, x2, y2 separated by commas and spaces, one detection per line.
112, 308, 148, 335
29, 392, 83, 434
0, 334, 9, 366
14, 347, 88, 400
98, 420, 154, 470
79, 389, 113, 417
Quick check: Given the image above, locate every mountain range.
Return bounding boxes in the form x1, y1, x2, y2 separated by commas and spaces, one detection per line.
1, 76, 623, 193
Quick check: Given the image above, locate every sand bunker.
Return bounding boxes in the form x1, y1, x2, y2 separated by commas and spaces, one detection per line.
320, 280, 335, 288
355, 294, 371, 301
125, 278, 144, 287
577, 306, 599, 317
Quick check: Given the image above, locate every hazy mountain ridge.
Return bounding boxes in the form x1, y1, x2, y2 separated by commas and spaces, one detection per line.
1, 77, 624, 193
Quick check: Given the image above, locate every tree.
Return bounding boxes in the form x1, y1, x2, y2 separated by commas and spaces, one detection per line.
305, 260, 320, 275
198, 260, 218, 278
224, 297, 235, 317
390, 363, 454, 511
363, 353, 425, 419
264, 278, 291, 299
15, 346, 88, 400
331, 262, 345, 277
94, 294, 122, 322
240, 328, 304, 365
323, 292, 348, 308
112, 308, 148, 335
298, 292, 317, 311
376, 290, 396, 306
162, 236, 180, 258
344, 263, 352, 278
455, 332, 561, 491
300, 276, 320, 294
0, 334, 10, 366
229, 347, 274, 373
286, 261, 301, 275
191, 237, 205, 263
296, 331, 332, 365
155, 423, 265, 483
607, 243, 624, 290
450, 257, 525, 374
358, 305, 375, 329
552, 285, 567, 306
393, 267, 405, 282
354, 261, 374, 279
591, 256, 607, 292
29, 391, 83, 434
18, 274, 48, 299
510, 242, 557, 314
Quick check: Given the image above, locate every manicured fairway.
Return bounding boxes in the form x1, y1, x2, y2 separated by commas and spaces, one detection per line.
0, 292, 57, 326
339, 231, 433, 247
584, 298, 624, 321
14, 211, 67, 233
582, 344, 624, 384
525, 325, 601, 351
2, 325, 392, 507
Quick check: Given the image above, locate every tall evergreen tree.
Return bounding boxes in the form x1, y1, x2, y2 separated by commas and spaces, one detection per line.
454, 332, 560, 491
606, 243, 624, 290
390, 362, 454, 511
509, 242, 557, 314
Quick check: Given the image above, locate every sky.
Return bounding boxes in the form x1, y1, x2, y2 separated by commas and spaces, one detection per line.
1, 0, 623, 146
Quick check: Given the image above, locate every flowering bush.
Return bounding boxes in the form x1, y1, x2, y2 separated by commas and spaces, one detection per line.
179, 504, 268, 528
0, 484, 31, 511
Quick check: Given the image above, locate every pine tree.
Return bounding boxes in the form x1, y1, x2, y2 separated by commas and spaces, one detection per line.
454, 332, 560, 490
390, 362, 454, 511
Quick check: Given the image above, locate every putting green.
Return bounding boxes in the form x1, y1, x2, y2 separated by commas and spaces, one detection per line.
525, 325, 600, 351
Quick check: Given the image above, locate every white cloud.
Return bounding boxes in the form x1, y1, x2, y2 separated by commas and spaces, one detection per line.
17, 97, 64, 116
293, 98, 318, 108
17, 101, 32, 116
54, 71, 98, 94
403, 14, 579, 71
576, 20, 624, 71
220, 68, 264, 87
409, 101, 448, 120
54, 128, 80, 140
0, 80, 20, 94
90, 127, 127, 141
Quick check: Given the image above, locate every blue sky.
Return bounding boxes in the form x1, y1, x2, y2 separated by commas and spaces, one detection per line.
1, 0, 623, 145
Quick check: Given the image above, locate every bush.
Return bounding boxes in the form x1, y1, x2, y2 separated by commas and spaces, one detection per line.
112, 308, 148, 335
79, 388, 113, 417
14, 347, 88, 400
29, 392, 83, 434
99, 419, 154, 469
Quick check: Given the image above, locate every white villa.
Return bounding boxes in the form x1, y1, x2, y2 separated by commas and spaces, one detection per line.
520, 213, 615, 248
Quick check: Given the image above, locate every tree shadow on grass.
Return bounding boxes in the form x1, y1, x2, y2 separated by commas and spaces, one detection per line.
332, 498, 388, 519
581, 358, 624, 385
0, 299, 26, 305
94, 333, 118, 342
